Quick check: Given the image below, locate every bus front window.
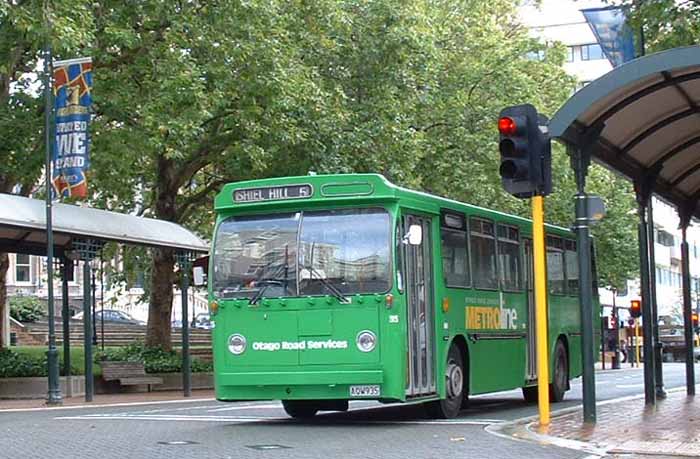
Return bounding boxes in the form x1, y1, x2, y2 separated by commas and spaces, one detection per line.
212, 208, 391, 300
212, 213, 299, 299
299, 208, 391, 296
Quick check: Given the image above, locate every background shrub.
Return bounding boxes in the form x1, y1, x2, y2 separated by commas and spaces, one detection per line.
9, 296, 45, 323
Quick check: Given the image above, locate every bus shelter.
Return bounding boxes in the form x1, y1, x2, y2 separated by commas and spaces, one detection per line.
0, 193, 209, 402
549, 45, 700, 421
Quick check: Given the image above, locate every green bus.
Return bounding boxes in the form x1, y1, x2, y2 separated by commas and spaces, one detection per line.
208, 173, 595, 418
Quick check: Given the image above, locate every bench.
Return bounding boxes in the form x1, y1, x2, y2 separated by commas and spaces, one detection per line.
101, 361, 163, 392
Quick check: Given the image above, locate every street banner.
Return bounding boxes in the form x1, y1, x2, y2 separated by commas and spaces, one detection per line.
52, 57, 92, 199
581, 7, 636, 68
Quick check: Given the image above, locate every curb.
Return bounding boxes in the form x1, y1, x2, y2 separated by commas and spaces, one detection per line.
486, 385, 691, 458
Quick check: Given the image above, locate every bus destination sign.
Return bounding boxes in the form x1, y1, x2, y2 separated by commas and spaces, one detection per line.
233, 184, 312, 203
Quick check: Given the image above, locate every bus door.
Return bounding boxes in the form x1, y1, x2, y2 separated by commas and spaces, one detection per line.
524, 238, 537, 381
403, 214, 436, 397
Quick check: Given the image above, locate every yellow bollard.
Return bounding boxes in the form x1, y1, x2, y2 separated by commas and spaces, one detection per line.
532, 195, 550, 426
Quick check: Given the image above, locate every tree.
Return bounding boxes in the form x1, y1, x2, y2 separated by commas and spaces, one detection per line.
610, 0, 700, 53
0, 0, 93, 347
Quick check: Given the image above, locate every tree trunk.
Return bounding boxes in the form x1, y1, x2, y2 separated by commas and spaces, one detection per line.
145, 247, 175, 350
145, 155, 178, 350
0, 252, 8, 349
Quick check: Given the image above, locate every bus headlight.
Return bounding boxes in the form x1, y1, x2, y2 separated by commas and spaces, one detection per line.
228, 334, 247, 355
356, 330, 377, 352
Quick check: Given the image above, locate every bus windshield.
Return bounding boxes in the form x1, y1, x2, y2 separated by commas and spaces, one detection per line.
212, 208, 391, 300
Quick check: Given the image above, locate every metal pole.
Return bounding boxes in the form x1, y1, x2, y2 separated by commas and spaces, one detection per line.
613, 294, 620, 369
100, 257, 104, 351
638, 203, 656, 405
43, 3, 61, 405
181, 261, 191, 397
601, 310, 606, 370
61, 259, 71, 397
83, 260, 93, 402
680, 224, 695, 395
635, 319, 641, 367
572, 147, 596, 424
647, 201, 666, 398
532, 195, 550, 426
91, 268, 97, 346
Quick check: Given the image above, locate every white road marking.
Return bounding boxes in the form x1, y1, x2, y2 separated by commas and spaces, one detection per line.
207, 403, 281, 412
615, 384, 644, 389
55, 413, 502, 426
0, 397, 216, 414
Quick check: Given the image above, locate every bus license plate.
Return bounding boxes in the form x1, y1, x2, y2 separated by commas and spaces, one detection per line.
349, 385, 380, 397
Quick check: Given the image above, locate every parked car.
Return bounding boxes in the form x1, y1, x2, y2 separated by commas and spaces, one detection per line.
73, 309, 145, 326
192, 312, 213, 330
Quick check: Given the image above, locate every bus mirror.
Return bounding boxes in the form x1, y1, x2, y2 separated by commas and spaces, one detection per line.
404, 224, 423, 246
193, 266, 207, 286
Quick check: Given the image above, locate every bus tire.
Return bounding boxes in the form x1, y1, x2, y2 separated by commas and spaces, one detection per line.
550, 340, 568, 403
282, 400, 318, 419
425, 345, 464, 419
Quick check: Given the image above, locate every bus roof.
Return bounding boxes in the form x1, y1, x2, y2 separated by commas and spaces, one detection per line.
215, 173, 572, 235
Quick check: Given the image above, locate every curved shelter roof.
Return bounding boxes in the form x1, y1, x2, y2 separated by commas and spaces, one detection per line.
0, 193, 208, 256
549, 46, 700, 219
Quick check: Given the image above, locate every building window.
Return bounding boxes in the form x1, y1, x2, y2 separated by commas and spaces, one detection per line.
655, 229, 674, 247
15, 254, 31, 282
526, 50, 546, 61
581, 43, 604, 61
565, 239, 579, 294
567, 46, 575, 62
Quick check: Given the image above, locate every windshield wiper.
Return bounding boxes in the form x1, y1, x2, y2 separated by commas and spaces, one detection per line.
308, 266, 350, 304
249, 283, 270, 305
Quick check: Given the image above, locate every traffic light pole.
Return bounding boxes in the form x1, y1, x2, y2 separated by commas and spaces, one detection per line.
532, 195, 550, 426
572, 146, 596, 424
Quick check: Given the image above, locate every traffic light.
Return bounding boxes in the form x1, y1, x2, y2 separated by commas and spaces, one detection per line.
692, 312, 699, 333
630, 299, 642, 318
497, 104, 552, 198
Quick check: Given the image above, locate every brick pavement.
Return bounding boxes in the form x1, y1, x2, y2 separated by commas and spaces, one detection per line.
537, 389, 700, 457
0, 389, 215, 411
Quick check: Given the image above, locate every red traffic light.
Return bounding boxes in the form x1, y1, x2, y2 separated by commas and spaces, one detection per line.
630, 299, 642, 318
498, 117, 518, 136
692, 312, 699, 326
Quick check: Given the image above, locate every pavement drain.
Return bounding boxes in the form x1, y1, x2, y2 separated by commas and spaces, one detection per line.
157, 441, 200, 446
246, 445, 292, 450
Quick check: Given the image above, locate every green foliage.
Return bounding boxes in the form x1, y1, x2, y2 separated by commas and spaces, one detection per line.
610, 0, 700, 53
0, 348, 46, 377
96, 343, 212, 373
9, 296, 45, 322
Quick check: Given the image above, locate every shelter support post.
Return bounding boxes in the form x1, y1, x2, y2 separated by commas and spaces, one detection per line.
82, 260, 93, 402
679, 210, 696, 396
636, 194, 656, 405
570, 144, 596, 423
177, 251, 195, 397
61, 259, 72, 397
74, 238, 103, 402
647, 201, 666, 398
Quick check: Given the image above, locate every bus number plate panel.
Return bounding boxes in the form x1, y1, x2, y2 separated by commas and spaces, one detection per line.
349, 385, 380, 397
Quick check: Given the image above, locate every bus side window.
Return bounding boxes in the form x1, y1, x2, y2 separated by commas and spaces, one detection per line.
470, 217, 498, 290
440, 212, 469, 288
497, 224, 522, 291
546, 236, 566, 294
565, 239, 579, 295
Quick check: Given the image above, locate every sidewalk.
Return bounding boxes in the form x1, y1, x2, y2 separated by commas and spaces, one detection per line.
535, 389, 700, 457
0, 389, 215, 411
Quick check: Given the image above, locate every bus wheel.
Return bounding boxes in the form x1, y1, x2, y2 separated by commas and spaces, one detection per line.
550, 340, 568, 403
425, 345, 464, 419
282, 400, 318, 419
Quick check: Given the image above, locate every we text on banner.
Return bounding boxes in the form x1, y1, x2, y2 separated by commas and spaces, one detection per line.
52, 57, 92, 199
